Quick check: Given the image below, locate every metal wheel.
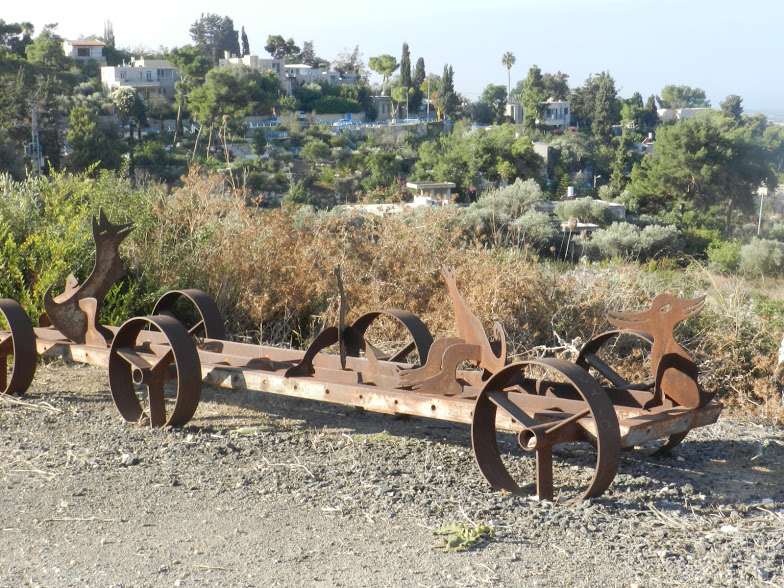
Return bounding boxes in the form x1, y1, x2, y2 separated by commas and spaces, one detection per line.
471, 359, 621, 502
345, 310, 433, 365
577, 330, 687, 453
0, 299, 36, 396
109, 315, 201, 428
152, 289, 226, 340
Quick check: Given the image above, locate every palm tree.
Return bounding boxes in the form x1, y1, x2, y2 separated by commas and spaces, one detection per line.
501, 51, 516, 98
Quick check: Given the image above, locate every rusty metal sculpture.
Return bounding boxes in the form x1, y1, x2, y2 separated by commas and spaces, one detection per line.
0, 216, 724, 503
43, 210, 133, 346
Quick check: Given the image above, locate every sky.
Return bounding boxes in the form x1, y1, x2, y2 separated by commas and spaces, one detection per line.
5, 0, 783, 113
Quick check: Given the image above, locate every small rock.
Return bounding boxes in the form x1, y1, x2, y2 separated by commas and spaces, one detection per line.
720, 524, 739, 535
119, 453, 138, 467
754, 567, 772, 581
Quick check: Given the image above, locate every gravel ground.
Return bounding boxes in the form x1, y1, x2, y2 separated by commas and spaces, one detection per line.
1, 361, 783, 587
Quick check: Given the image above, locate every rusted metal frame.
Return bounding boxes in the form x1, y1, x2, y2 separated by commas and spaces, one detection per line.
30, 334, 722, 447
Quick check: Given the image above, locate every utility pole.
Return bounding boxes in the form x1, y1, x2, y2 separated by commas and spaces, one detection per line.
426, 77, 430, 120
758, 187, 766, 236
29, 100, 43, 176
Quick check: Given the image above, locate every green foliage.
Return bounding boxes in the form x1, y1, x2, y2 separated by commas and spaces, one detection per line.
301, 138, 331, 163
264, 35, 300, 61
252, 130, 267, 155
461, 179, 545, 242
25, 28, 69, 69
720, 94, 743, 121
585, 222, 680, 260
313, 95, 361, 114
413, 123, 544, 195
659, 85, 709, 108
410, 57, 426, 114
66, 104, 123, 172
474, 84, 507, 124
569, 72, 621, 142
555, 197, 611, 225
368, 54, 399, 93
188, 65, 281, 127
520, 64, 545, 131
0, 172, 159, 321
511, 210, 557, 248
707, 240, 741, 273
189, 13, 240, 64
625, 113, 779, 235
739, 238, 784, 277
434, 523, 494, 552
434, 64, 458, 120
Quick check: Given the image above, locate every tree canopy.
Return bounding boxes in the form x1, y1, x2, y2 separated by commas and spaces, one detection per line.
189, 13, 240, 64
659, 84, 710, 108
625, 112, 778, 235
188, 65, 281, 127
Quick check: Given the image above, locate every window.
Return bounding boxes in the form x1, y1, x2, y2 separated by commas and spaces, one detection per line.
77, 47, 90, 57
146, 71, 153, 81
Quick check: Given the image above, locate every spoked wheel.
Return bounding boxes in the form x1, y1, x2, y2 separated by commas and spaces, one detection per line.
345, 310, 433, 366
577, 330, 687, 455
109, 315, 201, 428
472, 359, 621, 502
0, 299, 36, 396
152, 289, 226, 340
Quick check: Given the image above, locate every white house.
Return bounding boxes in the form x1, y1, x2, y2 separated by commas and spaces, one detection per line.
406, 181, 456, 204
505, 98, 523, 124
101, 58, 180, 101
539, 99, 570, 129
63, 39, 106, 65
657, 107, 712, 123
283, 64, 358, 94
218, 54, 284, 78
372, 96, 393, 121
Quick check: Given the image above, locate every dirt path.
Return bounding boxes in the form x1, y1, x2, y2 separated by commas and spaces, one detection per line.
2, 362, 783, 587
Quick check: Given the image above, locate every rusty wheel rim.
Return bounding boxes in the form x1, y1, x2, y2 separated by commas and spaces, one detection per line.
152, 289, 226, 340
346, 310, 433, 365
471, 359, 621, 502
109, 315, 201, 428
0, 299, 36, 397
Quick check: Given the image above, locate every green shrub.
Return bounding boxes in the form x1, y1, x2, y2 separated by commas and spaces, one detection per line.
460, 179, 543, 243
765, 222, 784, 242
313, 96, 362, 114
554, 197, 611, 225
682, 227, 722, 256
739, 238, 784, 277
511, 211, 556, 248
639, 224, 681, 258
707, 240, 742, 273
586, 222, 641, 259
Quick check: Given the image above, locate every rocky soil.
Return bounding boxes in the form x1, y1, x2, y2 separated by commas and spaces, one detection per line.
1, 361, 783, 587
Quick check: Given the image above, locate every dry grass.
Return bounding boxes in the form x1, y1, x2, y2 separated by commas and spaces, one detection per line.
124, 173, 783, 423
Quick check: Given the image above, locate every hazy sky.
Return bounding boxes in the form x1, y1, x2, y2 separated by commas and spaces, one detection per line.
5, 0, 782, 110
